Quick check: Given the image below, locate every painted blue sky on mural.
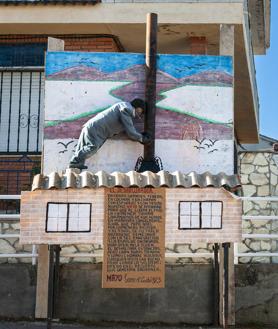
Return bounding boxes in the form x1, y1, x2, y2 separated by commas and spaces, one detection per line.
45, 52, 233, 78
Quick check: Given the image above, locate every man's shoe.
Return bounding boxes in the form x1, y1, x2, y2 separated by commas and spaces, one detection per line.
68, 163, 88, 170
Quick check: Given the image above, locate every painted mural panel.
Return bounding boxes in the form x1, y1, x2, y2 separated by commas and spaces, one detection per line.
44, 52, 233, 174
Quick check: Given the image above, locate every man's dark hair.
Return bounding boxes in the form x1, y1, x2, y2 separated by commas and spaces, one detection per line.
131, 98, 147, 111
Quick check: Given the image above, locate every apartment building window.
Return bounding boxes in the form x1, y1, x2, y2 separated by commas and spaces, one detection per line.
0, 43, 45, 153
179, 201, 222, 229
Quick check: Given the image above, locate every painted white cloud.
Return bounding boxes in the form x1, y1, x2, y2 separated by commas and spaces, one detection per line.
45, 80, 130, 121
156, 85, 233, 124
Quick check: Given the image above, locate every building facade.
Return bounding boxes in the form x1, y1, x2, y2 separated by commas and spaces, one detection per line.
0, 1, 275, 325
0, 0, 271, 260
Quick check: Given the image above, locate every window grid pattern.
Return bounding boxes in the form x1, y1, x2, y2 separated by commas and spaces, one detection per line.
179, 201, 222, 230
46, 202, 91, 233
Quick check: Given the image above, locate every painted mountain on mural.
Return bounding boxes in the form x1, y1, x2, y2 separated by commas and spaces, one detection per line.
44, 52, 233, 141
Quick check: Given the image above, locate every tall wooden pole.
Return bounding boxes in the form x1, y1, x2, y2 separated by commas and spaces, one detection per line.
219, 24, 235, 328
47, 246, 55, 329
36, 37, 64, 321
144, 13, 157, 161
213, 243, 220, 326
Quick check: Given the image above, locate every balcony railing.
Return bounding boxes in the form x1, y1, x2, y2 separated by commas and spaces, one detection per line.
0, 67, 44, 154
1, 195, 278, 264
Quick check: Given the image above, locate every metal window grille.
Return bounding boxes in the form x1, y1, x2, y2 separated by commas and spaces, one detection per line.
0, 70, 45, 153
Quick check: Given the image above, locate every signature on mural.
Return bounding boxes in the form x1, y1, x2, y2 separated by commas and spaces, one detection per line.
194, 138, 219, 153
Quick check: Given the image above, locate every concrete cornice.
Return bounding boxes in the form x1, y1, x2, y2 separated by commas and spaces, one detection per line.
0, 2, 244, 25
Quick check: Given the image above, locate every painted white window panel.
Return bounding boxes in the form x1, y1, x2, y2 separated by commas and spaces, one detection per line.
47, 217, 58, 232
180, 215, 191, 229
191, 202, 200, 215
202, 215, 211, 228
212, 202, 222, 216
57, 218, 67, 231
68, 218, 79, 231
68, 204, 90, 231
180, 202, 191, 215
48, 204, 59, 218
79, 218, 90, 231
78, 204, 91, 218
58, 204, 67, 218
202, 202, 211, 216
212, 216, 222, 228
191, 215, 200, 228
69, 204, 79, 218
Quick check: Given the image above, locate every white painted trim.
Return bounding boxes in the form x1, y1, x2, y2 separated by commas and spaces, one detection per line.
240, 196, 278, 201
242, 216, 278, 221
0, 214, 20, 220
236, 253, 278, 257
0, 2, 244, 25
243, 234, 278, 239
165, 252, 213, 258
0, 234, 19, 238
0, 195, 21, 200
0, 253, 38, 258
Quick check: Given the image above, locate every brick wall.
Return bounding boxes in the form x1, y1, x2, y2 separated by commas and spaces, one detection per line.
0, 155, 41, 195
0, 155, 41, 216
0, 34, 209, 54
64, 37, 120, 52
20, 188, 105, 245
188, 36, 208, 55
166, 188, 242, 243
20, 187, 242, 245
0, 35, 123, 52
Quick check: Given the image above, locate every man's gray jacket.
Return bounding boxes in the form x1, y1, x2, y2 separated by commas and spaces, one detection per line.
84, 101, 143, 147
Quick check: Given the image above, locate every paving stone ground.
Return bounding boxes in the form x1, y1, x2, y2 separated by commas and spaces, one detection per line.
0, 322, 273, 329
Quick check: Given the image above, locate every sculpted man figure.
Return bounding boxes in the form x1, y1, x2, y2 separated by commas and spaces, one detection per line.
69, 98, 151, 170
